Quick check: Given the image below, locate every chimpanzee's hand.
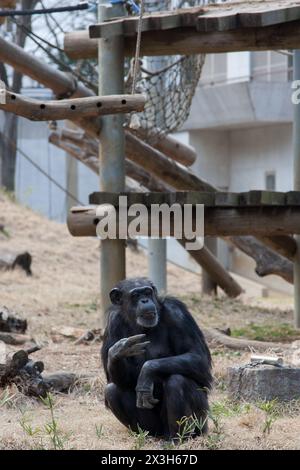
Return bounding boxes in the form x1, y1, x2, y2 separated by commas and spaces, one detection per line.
136, 383, 159, 409
136, 361, 159, 409
108, 334, 150, 360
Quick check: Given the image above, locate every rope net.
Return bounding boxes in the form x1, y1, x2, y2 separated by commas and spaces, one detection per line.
126, 0, 216, 141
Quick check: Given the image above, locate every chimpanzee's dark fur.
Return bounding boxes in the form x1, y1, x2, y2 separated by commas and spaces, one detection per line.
101, 277, 212, 438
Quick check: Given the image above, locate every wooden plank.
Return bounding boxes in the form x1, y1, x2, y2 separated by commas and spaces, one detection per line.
89, 190, 300, 207
196, 4, 300, 32
286, 191, 300, 205
90, 1, 300, 38
239, 190, 286, 206
215, 192, 240, 206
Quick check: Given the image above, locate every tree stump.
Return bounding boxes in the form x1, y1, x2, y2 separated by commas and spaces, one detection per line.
227, 364, 300, 402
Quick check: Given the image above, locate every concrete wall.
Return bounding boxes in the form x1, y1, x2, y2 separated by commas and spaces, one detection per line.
229, 123, 293, 192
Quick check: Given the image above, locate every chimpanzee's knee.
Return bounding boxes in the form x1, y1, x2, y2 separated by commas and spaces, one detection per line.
104, 383, 119, 408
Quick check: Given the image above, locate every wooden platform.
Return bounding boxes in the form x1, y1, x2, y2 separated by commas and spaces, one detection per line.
89, 0, 300, 38
89, 190, 300, 208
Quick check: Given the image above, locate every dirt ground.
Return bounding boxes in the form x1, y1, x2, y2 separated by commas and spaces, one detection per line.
1, 192, 300, 450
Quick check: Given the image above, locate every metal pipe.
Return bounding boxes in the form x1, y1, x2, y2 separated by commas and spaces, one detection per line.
148, 238, 167, 295
293, 50, 300, 328
98, 1, 126, 323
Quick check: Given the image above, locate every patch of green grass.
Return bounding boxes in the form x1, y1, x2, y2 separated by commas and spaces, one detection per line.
128, 424, 149, 450
211, 399, 251, 418
231, 322, 300, 342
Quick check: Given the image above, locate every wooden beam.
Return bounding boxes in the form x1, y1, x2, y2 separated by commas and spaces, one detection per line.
177, 239, 243, 298
67, 204, 300, 238
0, 90, 145, 121
125, 132, 213, 191
230, 236, 293, 284
256, 235, 297, 261
132, 128, 196, 167
65, 19, 300, 58
49, 131, 168, 193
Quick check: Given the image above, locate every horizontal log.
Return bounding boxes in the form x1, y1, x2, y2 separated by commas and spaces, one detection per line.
67, 204, 300, 238
203, 327, 285, 352
66, 20, 300, 58
0, 91, 146, 121
0, 332, 32, 345
42, 372, 78, 393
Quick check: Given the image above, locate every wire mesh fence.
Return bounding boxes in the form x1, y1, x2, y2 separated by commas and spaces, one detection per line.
126, 0, 219, 141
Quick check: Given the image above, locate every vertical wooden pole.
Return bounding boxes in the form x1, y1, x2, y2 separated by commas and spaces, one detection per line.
98, 1, 126, 323
202, 237, 218, 295
293, 50, 300, 328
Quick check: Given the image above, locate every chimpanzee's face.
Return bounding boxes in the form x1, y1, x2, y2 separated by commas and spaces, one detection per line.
109, 279, 160, 329
129, 286, 159, 328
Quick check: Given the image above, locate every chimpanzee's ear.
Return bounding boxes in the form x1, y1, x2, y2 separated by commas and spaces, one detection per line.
109, 287, 123, 305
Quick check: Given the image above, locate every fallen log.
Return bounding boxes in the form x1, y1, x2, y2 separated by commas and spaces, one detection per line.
0, 90, 146, 121
0, 306, 27, 334
0, 251, 32, 276
203, 327, 286, 352
42, 373, 78, 393
0, 332, 32, 345
0, 349, 79, 397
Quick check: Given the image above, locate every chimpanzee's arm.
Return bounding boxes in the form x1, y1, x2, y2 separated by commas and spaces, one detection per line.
101, 311, 148, 389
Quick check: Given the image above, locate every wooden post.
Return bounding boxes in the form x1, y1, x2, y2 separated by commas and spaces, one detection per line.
293, 50, 300, 328
202, 237, 218, 295
98, 1, 126, 322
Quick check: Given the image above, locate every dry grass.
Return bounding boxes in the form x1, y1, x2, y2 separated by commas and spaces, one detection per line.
1, 192, 300, 450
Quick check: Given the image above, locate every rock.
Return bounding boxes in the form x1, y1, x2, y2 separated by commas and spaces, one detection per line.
291, 349, 300, 367
227, 364, 300, 402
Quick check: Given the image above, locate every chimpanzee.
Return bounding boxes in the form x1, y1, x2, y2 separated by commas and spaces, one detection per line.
101, 277, 212, 439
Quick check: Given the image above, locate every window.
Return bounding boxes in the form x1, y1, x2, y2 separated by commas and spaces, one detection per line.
265, 172, 276, 191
